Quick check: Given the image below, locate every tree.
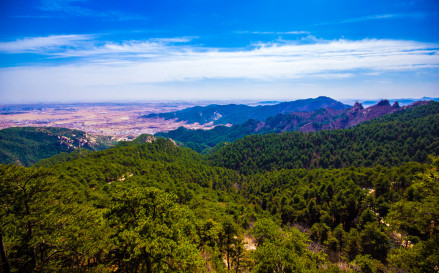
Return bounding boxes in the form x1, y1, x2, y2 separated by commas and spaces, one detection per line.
217, 218, 242, 271
251, 220, 324, 273
387, 156, 439, 272
0, 165, 110, 272
250, 218, 281, 247
196, 219, 221, 250
345, 228, 361, 261
359, 223, 390, 262
352, 254, 385, 273
0, 165, 55, 272
329, 224, 346, 262
105, 187, 204, 272
358, 208, 377, 229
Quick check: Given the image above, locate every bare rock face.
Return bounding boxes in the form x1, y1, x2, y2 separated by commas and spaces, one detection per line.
353, 101, 364, 110
263, 100, 417, 133
360, 100, 396, 120
377, 99, 391, 107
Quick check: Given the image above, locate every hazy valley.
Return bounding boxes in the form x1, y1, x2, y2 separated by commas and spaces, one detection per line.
0, 102, 216, 139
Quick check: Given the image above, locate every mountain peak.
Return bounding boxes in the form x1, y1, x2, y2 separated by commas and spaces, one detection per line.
316, 96, 332, 100
377, 100, 391, 106
353, 101, 364, 110
144, 97, 349, 125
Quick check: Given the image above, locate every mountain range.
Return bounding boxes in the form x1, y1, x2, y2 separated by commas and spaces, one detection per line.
144, 96, 349, 125
358, 96, 439, 107
1, 97, 433, 164
156, 99, 426, 152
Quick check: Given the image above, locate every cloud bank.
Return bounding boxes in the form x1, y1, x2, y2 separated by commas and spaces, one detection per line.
316, 12, 426, 26
0, 35, 93, 53
1, 35, 438, 102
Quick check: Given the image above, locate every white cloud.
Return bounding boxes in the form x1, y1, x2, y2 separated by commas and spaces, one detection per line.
238, 31, 310, 35
0, 34, 93, 53
0, 35, 198, 57
149, 37, 197, 43
1, 36, 438, 102
316, 12, 426, 26
1, 37, 438, 81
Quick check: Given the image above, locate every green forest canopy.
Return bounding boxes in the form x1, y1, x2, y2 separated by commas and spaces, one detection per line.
1, 102, 439, 272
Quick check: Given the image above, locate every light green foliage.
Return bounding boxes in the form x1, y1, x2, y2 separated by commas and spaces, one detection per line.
359, 223, 391, 262
387, 156, 439, 272
352, 254, 385, 273
105, 187, 204, 272
2, 106, 439, 272
250, 218, 282, 247
251, 219, 325, 273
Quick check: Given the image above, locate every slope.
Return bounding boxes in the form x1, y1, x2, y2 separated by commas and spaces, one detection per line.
0, 138, 260, 272
0, 127, 116, 166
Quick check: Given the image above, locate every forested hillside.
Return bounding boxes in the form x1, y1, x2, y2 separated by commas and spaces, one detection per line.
208, 101, 439, 174
1, 101, 439, 272
0, 127, 115, 166
1, 139, 252, 273
156, 119, 262, 153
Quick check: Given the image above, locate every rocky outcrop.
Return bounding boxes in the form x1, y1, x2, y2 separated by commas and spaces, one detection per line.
257, 100, 419, 133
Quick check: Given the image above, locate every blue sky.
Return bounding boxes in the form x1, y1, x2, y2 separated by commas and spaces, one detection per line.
0, 0, 438, 103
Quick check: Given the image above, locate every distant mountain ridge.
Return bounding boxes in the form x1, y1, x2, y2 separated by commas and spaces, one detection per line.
359, 96, 439, 107
144, 96, 350, 125
156, 100, 429, 153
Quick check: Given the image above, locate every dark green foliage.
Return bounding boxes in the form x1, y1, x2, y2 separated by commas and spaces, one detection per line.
34, 149, 94, 167
0, 127, 115, 166
352, 255, 385, 273
156, 119, 261, 153
0, 138, 252, 272
0, 165, 110, 272
234, 162, 431, 269
359, 223, 391, 262
208, 102, 439, 174
2, 102, 439, 272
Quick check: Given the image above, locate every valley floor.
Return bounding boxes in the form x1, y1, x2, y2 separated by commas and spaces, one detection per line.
0, 102, 216, 139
